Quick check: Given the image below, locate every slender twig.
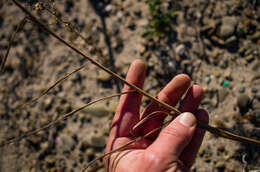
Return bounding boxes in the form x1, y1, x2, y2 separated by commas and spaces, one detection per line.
43, 3, 88, 42
130, 111, 169, 136
0, 17, 27, 72
20, 62, 89, 109
0, 91, 133, 147
11, 0, 260, 146
242, 154, 248, 172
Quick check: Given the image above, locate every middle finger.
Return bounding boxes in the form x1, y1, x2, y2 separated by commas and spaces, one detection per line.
137, 74, 191, 139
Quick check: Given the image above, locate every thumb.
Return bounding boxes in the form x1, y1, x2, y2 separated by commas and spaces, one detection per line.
148, 112, 197, 159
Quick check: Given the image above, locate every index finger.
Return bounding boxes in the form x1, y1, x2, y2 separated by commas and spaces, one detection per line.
109, 59, 146, 139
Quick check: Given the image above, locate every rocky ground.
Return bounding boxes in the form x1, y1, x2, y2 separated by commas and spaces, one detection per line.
0, 0, 260, 171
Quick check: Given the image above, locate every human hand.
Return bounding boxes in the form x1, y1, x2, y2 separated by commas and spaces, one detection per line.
105, 59, 209, 172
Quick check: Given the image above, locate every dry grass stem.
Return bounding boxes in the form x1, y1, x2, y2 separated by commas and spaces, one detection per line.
20, 62, 89, 109
130, 111, 170, 137
42, 2, 88, 42
0, 17, 27, 72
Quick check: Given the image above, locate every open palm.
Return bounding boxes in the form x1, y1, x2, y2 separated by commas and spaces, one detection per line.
105, 60, 209, 172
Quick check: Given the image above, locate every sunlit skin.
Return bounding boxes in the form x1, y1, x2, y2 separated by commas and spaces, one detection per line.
105, 60, 209, 172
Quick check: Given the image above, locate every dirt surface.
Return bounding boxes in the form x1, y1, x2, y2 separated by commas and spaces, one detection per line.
0, 0, 260, 171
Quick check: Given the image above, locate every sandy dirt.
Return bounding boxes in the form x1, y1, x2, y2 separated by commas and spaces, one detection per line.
0, 0, 260, 171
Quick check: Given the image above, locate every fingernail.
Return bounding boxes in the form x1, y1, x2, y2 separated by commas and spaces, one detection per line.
179, 112, 197, 127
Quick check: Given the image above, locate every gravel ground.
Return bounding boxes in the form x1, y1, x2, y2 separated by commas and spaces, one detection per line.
0, 0, 260, 171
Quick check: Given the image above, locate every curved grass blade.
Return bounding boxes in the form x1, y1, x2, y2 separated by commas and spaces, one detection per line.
43, 3, 88, 43
0, 17, 27, 72
130, 110, 169, 136
20, 62, 88, 109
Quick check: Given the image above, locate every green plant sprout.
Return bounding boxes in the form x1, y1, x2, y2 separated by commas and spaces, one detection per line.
143, 0, 179, 37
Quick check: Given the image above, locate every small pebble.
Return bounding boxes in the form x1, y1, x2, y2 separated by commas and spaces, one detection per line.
219, 16, 237, 38
221, 81, 229, 87
204, 76, 211, 84
139, 44, 146, 54
237, 94, 251, 113
79, 141, 88, 152
225, 35, 236, 45
43, 97, 53, 111
81, 96, 91, 104
218, 88, 229, 103
97, 70, 112, 82
176, 44, 185, 56
74, 89, 80, 96
239, 87, 245, 93
245, 54, 255, 63
85, 147, 95, 158
217, 145, 225, 153
251, 109, 260, 125
112, 23, 120, 35
45, 156, 56, 166
105, 4, 112, 12
215, 161, 226, 169
90, 136, 106, 147
81, 103, 109, 118
65, 0, 74, 13
251, 87, 258, 94
56, 135, 75, 153
252, 98, 260, 110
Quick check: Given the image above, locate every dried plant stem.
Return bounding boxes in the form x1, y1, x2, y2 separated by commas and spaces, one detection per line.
88, 162, 104, 172
130, 111, 169, 136
197, 121, 260, 144
0, 17, 27, 72
43, 3, 88, 42
0, 91, 133, 147
11, 0, 260, 146
20, 62, 89, 109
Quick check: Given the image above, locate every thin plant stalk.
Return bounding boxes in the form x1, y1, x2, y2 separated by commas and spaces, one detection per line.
20, 62, 89, 109
0, 17, 27, 72
43, 3, 88, 42
130, 111, 169, 136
